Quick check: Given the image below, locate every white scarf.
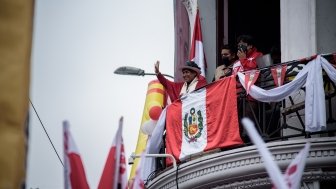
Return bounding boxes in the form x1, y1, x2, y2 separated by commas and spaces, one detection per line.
180, 76, 198, 96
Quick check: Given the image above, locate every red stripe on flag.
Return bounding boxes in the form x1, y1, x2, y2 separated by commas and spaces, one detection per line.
166, 100, 183, 164
68, 153, 91, 189
205, 76, 242, 150
189, 9, 207, 75
189, 10, 202, 59
63, 121, 90, 189
98, 147, 117, 189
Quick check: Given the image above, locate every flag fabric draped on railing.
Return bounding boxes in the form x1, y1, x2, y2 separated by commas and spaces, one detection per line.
238, 55, 336, 132
63, 121, 90, 189
166, 76, 243, 164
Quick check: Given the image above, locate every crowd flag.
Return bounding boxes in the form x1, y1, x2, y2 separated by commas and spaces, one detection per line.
63, 121, 90, 189
166, 76, 243, 165
242, 118, 310, 189
282, 143, 310, 189
98, 117, 128, 189
189, 8, 206, 76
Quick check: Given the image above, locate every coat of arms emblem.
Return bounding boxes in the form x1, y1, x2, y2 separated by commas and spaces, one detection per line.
183, 107, 203, 142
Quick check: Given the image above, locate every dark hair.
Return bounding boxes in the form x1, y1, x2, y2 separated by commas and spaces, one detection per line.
237, 34, 255, 46
221, 44, 237, 54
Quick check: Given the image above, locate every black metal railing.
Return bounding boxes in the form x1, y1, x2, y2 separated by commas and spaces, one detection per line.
237, 53, 336, 143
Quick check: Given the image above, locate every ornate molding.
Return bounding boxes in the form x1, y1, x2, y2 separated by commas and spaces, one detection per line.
146, 138, 336, 189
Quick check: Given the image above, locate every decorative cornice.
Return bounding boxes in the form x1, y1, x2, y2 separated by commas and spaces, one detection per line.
211, 171, 336, 189
146, 137, 336, 189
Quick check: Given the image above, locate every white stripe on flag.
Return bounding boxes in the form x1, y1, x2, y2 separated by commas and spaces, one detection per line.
193, 40, 205, 76
180, 88, 207, 160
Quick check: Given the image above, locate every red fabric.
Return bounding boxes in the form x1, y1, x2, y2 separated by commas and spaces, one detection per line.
156, 73, 207, 102
239, 47, 263, 70
165, 101, 183, 164
165, 76, 243, 165
63, 122, 90, 189
68, 153, 90, 189
67, 153, 90, 189
98, 147, 116, 189
205, 77, 242, 149
98, 120, 127, 189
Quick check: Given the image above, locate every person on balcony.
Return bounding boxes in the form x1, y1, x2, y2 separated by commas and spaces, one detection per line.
213, 44, 237, 81
233, 34, 263, 72
233, 35, 263, 142
154, 60, 207, 102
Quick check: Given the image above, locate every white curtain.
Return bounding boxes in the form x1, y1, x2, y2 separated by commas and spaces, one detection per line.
238, 55, 336, 132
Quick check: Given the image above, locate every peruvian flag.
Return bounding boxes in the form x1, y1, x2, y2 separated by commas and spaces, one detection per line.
166, 76, 243, 164
244, 70, 260, 95
271, 65, 287, 87
98, 117, 127, 189
190, 9, 206, 76
63, 121, 90, 189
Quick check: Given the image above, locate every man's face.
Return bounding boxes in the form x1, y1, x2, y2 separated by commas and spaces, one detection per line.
221, 49, 234, 61
182, 69, 197, 83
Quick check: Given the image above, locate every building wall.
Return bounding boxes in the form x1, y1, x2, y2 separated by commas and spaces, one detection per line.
198, 0, 216, 83
281, 0, 317, 62
316, 0, 336, 54
281, 0, 336, 138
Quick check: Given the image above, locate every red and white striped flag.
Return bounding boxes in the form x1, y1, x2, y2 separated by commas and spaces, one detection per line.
271, 65, 287, 87
190, 9, 206, 76
63, 121, 90, 189
244, 70, 260, 95
166, 76, 243, 165
98, 117, 127, 189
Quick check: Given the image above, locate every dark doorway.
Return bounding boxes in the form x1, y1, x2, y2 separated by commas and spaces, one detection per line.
228, 0, 280, 54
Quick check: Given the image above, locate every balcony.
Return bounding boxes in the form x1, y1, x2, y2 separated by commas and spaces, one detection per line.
145, 53, 336, 189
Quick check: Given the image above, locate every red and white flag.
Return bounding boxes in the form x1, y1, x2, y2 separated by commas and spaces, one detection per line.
166, 76, 243, 164
63, 121, 90, 189
242, 118, 310, 189
282, 143, 310, 189
271, 65, 287, 87
242, 118, 288, 189
98, 117, 127, 189
244, 70, 260, 95
190, 9, 207, 76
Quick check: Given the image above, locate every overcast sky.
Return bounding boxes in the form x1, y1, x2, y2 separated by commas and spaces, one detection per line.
27, 1, 174, 188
